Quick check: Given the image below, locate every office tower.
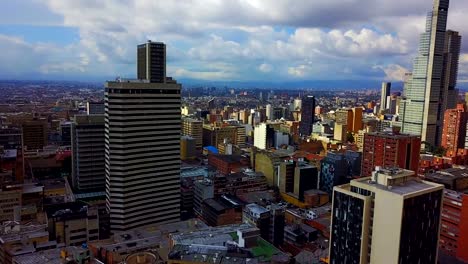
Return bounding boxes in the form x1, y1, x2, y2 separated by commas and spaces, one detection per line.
180, 136, 196, 160
0, 127, 24, 183
333, 123, 347, 142
386, 94, 399, 115
441, 104, 467, 152
299, 95, 315, 136
105, 42, 181, 231
380, 82, 391, 111
352, 107, 363, 133
22, 119, 47, 150
330, 168, 444, 264
182, 118, 203, 150
278, 160, 318, 201
253, 123, 275, 150
320, 151, 361, 195
293, 163, 318, 201
86, 101, 105, 115
137, 40, 166, 83
441, 30, 461, 111
239, 109, 249, 124
401, 0, 459, 146
279, 161, 295, 193
234, 125, 246, 148
60, 122, 72, 146
335, 108, 353, 129
71, 115, 106, 192
203, 124, 237, 148
266, 104, 273, 120
361, 132, 421, 177
336, 107, 362, 134
0, 127, 22, 149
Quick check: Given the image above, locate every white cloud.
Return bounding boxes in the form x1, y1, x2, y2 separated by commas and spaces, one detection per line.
458, 53, 468, 82
0, 0, 467, 81
373, 64, 409, 81
288, 65, 310, 77
258, 63, 273, 73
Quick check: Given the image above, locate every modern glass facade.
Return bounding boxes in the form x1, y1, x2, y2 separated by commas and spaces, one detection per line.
400, 0, 457, 147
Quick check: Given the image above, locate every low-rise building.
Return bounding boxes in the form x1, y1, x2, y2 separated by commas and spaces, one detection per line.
202, 195, 244, 226
45, 202, 100, 246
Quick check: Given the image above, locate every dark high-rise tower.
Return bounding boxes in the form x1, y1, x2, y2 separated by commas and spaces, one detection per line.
441, 30, 461, 111
71, 115, 106, 192
106, 42, 181, 231
299, 95, 315, 136
137, 40, 166, 83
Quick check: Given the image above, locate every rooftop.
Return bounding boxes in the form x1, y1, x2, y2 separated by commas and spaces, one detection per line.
366, 131, 420, 139
250, 237, 284, 263
171, 224, 253, 247
352, 168, 443, 196
209, 154, 243, 163
236, 191, 275, 205
12, 246, 92, 264
424, 167, 468, 189
245, 204, 269, 217
93, 219, 207, 253
181, 166, 209, 178
45, 201, 90, 220
0, 149, 17, 159
204, 195, 244, 212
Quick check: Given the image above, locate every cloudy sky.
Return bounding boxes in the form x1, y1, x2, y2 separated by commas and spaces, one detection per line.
1, 0, 468, 83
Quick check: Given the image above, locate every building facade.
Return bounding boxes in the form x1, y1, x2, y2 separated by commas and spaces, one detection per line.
361, 132, 421, 177
105, 42, 181, 231
441, 103, 467, 152
299, 96, 315, 136
137, 40, 166, 83
71, 115, 106, 192
400, 0, 460, 146
330, 168, 444, 264
22, 119, 47, 151
380, 82, 391, 112
181, 118, 203, 150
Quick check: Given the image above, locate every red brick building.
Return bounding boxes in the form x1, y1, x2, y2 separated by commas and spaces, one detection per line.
441, 103, 467, 153
208, 154, 248, 175
425, 168, 468, 263
361, 132, 421, 177
439, 190, 468, 262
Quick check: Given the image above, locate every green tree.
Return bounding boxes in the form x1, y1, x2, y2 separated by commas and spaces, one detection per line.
433, 146, 446, 157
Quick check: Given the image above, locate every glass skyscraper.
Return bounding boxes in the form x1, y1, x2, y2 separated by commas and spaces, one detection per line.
401, 0, 460, 147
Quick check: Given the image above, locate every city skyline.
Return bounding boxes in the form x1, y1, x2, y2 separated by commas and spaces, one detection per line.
1, 0, 468, 84
1, 1, 468, 263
